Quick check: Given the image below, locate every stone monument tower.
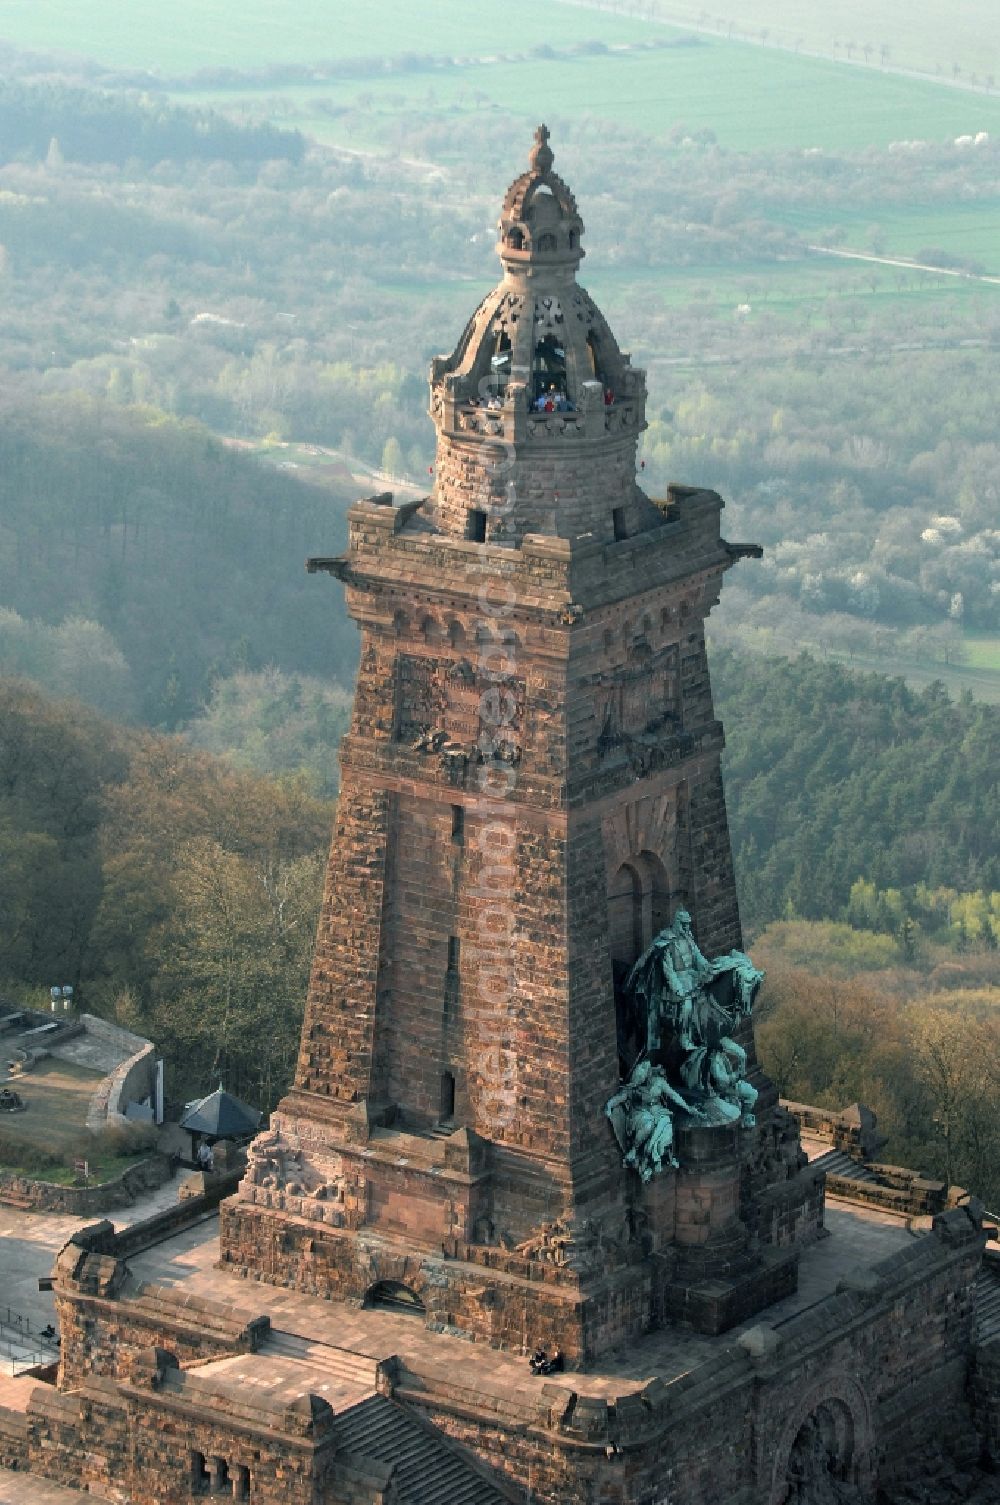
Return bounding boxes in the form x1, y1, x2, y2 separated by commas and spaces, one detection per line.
221, 129, 810, 1361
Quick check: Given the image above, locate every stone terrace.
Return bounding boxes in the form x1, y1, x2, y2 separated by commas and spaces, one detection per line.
125, 1199, 916, 1402
0, 1466, 110, 1503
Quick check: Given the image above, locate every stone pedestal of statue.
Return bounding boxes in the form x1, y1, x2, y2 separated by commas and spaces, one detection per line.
660, 1124, 798, 1333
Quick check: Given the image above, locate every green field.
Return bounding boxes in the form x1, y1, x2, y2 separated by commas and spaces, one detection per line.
187, 43, 1000, 154
0, 0, 666, 71
965, 634, 1000, 672
5, 0, 1000, 157
775, 203, 1000, 274
644, 0, 1000, 84
567, 255, 1000, 324
5, 0, 997, 91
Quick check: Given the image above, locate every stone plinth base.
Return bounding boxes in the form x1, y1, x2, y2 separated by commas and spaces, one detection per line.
220, 1197, 659, 1366
662, 1244, 799, 1334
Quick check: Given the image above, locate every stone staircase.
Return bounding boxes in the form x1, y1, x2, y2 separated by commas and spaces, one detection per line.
332, 1393, 516, 1505
810, 1148, 880, 1184
975, 1258, 1000, 1343
261, 1330, 381, 1392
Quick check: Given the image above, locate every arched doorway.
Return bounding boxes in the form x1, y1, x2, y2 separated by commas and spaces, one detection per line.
779, 1402, 861, 1503
607, 852, 674, 1071
364, 1281, 425, 1316
769, 1378, 872, 1505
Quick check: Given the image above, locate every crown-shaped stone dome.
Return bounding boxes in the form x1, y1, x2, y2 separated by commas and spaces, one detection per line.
496, 123, 585, 277
426, 129, 658, 549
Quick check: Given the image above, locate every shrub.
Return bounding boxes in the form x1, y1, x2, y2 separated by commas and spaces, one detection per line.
0, 1132, 62, 1174
93, 1122, 158, 1158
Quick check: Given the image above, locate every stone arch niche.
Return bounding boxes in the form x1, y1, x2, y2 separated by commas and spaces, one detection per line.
607, 850, 672, 1071
768, 1375, 873, 1505
364, 1280, 426, 1316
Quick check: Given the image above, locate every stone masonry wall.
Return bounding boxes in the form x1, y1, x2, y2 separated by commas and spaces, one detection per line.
54, 1231, 268, 1388
401, 1208, 985, 1505
431, 427, 657, 548
294, 785, 391, 1104
23, 1357, 373, 1505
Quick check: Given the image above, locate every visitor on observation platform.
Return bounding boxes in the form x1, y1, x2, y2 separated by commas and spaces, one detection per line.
197, 1139, 214, 1172
604, 387, 615, 406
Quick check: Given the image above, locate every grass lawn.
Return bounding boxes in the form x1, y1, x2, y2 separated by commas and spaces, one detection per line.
0, 1060, 154, 1183
1, 1060, 101, 1159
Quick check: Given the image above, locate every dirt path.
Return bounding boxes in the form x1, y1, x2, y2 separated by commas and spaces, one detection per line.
807, 244, 1000, 284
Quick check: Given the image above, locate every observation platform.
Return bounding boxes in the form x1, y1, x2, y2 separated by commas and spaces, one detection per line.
120, 1197, 916, 1404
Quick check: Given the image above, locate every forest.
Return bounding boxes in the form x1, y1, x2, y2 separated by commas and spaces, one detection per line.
0, 678, 330, 1114
1, 658, 995, 1106
0, 11, 996, 1201
755, 918, 1000, 1206
0, 394, 356, 728
0, 111, 994, 684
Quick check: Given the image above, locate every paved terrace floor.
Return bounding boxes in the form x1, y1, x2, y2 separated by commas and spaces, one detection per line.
0, 1467, 110, 1504
0, 1175, 183, 1375
123, 1200, 917, 1403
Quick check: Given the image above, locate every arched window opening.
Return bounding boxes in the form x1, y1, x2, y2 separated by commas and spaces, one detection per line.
533, 333, 567, 403
365, 1281, 426, 1315
507, 227, 524, 251
586, 330, 604, 387
440, 1070, 456, 1120
536, 231, 556, 253
421, 615, 443, 644
568, 228, 578, 250
608, 852, 673, 1072
447, 619, 465, 649
608, 863, 643, 970
490, 330, 512, 395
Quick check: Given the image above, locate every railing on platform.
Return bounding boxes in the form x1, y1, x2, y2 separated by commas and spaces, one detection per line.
0, 1303, 60, 1375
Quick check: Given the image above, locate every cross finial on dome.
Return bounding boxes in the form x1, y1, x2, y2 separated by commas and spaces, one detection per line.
529, 123, 554, 175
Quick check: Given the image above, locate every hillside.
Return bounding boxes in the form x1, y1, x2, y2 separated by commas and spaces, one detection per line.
0, 394, 356, 726
0, 677, 333, 1109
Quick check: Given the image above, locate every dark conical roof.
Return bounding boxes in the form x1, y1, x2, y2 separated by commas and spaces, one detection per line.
179, 1086, 260, 1139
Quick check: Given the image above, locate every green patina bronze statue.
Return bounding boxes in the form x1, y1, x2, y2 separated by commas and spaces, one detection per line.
606, 910, 765, 1178
606, 1059, 705, 1182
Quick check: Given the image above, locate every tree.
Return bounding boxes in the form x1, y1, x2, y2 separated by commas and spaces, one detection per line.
909, 1007, 996, 1190
381, 436, 404, 478
154, 836, 323, 1108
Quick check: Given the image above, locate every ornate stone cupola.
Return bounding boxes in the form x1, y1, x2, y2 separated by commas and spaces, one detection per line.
427, 125, 658, 547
